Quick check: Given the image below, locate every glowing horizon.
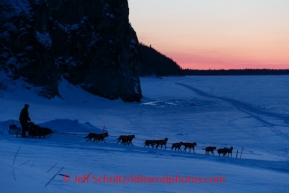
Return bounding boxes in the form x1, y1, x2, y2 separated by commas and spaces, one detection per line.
128, 0, 289, 70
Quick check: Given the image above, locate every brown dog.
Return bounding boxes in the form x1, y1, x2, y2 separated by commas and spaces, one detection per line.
117, 135, 135, 146
155, 138, 168, 149
183, 142, 197, 153
171, 142, 183, 151
144, 140, 156, 148
85, 132, 108, 143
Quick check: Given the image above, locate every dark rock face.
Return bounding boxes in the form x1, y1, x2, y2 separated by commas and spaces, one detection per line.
0, 0, 141, 102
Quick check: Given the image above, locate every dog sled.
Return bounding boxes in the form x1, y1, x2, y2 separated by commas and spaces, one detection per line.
9, 122, 53, 138
27, 122, 53, 138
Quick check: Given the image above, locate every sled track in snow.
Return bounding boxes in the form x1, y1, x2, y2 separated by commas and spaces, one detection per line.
177, 83, 289, 141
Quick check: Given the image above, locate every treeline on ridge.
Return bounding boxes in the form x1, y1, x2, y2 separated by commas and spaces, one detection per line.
183, 69, 289, 76
137, 43, 289, 76
139, 43, 184, 76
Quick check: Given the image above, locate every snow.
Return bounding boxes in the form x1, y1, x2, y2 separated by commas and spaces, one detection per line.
106, 13, 115, 18
0, 31, 10, 39
2, 0, 31, 19
1, 75, 289, 193
88, 32, 100, 47
36, 31, 52, 49
55, 21, 79, 34
64, 57, 78, 67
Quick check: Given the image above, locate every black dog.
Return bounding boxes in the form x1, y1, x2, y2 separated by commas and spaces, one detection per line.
217, 147, 234, 157
171, 142, 184, 151
224, 147, 233, 157
144, 140, 157, 148
203, 146, 217, 154
217, 148, 227, 156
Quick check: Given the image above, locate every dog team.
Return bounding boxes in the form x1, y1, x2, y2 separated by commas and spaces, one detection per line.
84, 132, 234, 157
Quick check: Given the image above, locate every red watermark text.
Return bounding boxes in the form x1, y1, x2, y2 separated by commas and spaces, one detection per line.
62, 174, 226, 185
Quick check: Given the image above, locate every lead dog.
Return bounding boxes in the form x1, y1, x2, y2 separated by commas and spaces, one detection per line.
224, 147, 233, 157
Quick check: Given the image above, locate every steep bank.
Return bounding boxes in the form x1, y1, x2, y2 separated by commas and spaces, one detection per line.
0, 0, 141, 102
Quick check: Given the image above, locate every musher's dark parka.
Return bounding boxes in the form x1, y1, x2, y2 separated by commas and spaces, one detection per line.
19, 104, 31, 137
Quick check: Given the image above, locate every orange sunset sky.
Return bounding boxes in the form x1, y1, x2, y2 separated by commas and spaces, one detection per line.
128, 0, 289, 70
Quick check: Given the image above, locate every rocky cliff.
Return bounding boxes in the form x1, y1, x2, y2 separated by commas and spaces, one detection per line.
0, 0, 141, 102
